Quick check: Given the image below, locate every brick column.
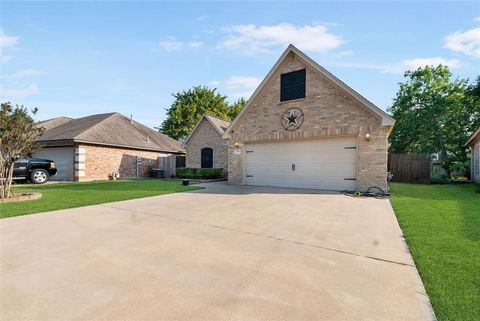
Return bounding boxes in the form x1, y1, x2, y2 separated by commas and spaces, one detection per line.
74, 146, 86, 181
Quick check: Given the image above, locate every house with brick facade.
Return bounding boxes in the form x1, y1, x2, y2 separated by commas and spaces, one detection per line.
222, 45, 395, 192
466, 127, 480, 183
184, 114, 230, 175
34, 112, 184, 181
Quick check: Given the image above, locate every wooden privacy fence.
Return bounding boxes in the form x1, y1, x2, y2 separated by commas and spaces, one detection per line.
388, 154, 430, 184
156, 155, 186, 178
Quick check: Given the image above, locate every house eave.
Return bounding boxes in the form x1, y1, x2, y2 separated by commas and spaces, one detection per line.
465, 128, 480, 147
36, 139, 185, 154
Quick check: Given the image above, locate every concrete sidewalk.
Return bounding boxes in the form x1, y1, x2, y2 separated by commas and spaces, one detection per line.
1, 182, 434, 320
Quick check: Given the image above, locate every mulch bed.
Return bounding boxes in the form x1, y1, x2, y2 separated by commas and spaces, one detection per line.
1, 193, 42, 203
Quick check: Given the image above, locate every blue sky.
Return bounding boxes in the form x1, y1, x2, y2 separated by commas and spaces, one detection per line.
1, 1, 479, 128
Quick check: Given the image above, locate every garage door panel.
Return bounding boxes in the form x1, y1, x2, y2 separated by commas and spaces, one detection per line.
245, 137, 357, 191
32, 147, 74, 181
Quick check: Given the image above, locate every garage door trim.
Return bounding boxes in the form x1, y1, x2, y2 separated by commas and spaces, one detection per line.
243, 136, 358, 191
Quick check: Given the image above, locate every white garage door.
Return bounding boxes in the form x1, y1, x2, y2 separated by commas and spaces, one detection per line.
32, 147, 74, 181
245, 137, 357, 191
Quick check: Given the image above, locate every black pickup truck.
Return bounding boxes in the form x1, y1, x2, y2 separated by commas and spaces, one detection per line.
13, 157, 58, 184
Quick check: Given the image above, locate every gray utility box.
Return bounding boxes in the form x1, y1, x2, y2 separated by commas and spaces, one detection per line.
150, 168, 164, 178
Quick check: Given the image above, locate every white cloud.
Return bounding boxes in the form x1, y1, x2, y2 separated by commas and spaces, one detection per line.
208, 80, 220, 86
225, 76, 262, 89
229, 90, 255, 100
1, 55, 13, 63
217, 23, 343, 54
474, 16, 480, 22
210, 76, 262, 100
195, 15, 208, 21
189, 41, 203, 48
444, 28, 480, 58
337, 50, 353, 57
0, 28, 19, 47
157, 37, 183, 52
330, 62, 384, 70
4, 69, 44, 80
1, 83, 39, 99
383, 57, 461, 73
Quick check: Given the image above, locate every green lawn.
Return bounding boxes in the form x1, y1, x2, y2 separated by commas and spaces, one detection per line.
0, 179, 200, 219
390, 183, 480, 321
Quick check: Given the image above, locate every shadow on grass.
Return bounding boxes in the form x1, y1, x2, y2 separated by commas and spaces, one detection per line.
15, 179, 190, 193
391, 182, 480, 242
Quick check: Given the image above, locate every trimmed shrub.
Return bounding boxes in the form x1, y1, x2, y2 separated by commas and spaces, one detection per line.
430, 174, 449, 184
176, 167, 223, 179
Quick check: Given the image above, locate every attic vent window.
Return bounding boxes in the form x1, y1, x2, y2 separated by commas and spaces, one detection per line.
280, 69, 306, 102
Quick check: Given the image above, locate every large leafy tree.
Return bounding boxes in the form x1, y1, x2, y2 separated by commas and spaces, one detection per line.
228, 97, 247, 120
0, 102, 43, 199
159, 86, 245, 140
388, 66, 480, 174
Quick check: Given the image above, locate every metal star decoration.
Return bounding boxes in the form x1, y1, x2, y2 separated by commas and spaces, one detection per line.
281, 108, 304, 131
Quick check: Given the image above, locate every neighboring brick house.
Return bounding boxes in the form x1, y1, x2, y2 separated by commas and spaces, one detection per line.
466, 127, 480, 183
222, 45, 395, 192
184, 114, 230, 175
34, 112, 184, 181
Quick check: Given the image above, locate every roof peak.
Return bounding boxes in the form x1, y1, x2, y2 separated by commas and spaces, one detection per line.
223, 44, 394, 139
204, 113, 230, 122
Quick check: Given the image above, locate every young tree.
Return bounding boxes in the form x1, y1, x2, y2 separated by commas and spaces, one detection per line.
388, 66, 480, 175
0, 102, 43, 199
158, 86, 244, 141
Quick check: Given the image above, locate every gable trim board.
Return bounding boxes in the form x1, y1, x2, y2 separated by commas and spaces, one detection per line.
224, 44, 394, 192
184, 114, 230, 145
466, 127, 480, 146
223, 44, 394, 141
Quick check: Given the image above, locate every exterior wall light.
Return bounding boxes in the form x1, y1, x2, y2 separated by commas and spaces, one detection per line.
365, 128, 371, 141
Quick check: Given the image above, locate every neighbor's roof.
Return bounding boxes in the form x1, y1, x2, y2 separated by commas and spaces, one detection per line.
466, 127, 480, 146
36, 112, 184, 153
223, 44, 395, 139
36, 116, 74, 131
184, 114, 231, 145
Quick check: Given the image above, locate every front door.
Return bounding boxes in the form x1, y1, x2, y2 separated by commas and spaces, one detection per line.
201, 148, 213, 168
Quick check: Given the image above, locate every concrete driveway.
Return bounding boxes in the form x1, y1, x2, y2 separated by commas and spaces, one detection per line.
1, 182, 433, 321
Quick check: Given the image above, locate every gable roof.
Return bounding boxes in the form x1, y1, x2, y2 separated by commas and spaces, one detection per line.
466, 127, 480, 146
223, 44, 395, 139
36, 116, 74, 131
184, 114, 231, 145
36, 112, 184, 153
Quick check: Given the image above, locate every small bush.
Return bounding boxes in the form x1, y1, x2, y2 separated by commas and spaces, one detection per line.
430, 174, 449, 184
176, 167, 223, 179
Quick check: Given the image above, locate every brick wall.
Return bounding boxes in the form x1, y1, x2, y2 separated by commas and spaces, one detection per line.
185, 118, 228, 173
227, 52, 390, 191
74, 143, 168, 181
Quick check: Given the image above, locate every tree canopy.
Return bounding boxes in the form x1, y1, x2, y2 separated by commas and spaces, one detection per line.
388, 66, 480, 174
158, 86, 247, 141
0, 102, 43, 198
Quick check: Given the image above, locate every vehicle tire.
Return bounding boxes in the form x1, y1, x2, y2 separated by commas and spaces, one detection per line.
30, 169, 49, 184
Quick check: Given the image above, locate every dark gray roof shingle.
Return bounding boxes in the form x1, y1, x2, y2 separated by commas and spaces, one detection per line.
36, 112, 184, 153
36, 116, 74, 131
